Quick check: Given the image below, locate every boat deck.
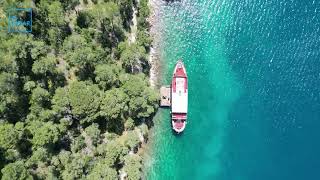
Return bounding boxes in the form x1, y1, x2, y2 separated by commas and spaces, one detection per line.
160, 86, 171, 107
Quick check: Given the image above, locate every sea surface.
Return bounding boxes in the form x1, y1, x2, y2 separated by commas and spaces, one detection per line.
145, 0, 320, 179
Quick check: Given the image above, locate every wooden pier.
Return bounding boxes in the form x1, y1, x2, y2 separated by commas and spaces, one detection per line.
160, 86, 171, 107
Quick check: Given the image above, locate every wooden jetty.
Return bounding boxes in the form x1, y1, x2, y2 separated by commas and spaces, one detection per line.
160, 86, 171, 107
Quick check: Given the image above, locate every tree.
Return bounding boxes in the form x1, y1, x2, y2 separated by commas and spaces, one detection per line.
129, 87, 158, 119
0, 72, 22, 121
47, 1, 68, 48
59, 0, 80, 11
4, 149, 20, 162
123, 154, 142, 180
51, 150, 71, 171
29, 86, 51, 115
28, 121, 61, 148
89, 2, 124, 48
84, 123, 100, 146
26, 147, 49, 167
118, 0, 134, 30
94, 64, 122, 90
51, 87, 70, 119
124, 131, 140, 151
90, 2, 120, 28
122, 74, 158, 119
68, 81, 101, 124
119, 42, 147, 73
100, 88, 129, 120
32, 54, 57, 76
1, 161, 33, 180
137, 29, 152, 50
47, 1, 65, 27
97, 140, 124, 166
137, 0, 150, 29
33, 0, 69, 47
86, 161, 118, 180
76, 11, 92, 29
61, 153, 92, 180
62, 34, 106, 79
0, 123, 19, 150
124, 118, 135, 130
71, 136, 85, 153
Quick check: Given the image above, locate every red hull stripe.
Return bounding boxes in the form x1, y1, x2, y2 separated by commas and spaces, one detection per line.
172, 113, 187, 119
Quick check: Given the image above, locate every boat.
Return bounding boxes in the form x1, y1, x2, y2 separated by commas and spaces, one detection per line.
171, 60, 188, 133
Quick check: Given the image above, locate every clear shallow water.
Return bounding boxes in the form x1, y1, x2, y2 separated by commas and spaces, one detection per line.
146, 0, 320, 179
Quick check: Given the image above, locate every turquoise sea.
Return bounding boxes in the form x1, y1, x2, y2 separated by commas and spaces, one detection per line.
145, 0, 320, 179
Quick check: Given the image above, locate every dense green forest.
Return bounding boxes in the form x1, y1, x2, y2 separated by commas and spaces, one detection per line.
0, 0, 158, 179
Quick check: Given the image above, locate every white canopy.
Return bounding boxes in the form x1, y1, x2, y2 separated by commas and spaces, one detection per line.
171, 78, 188, 113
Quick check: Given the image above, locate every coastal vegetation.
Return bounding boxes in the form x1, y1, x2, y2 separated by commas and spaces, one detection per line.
0, 0, 157, 179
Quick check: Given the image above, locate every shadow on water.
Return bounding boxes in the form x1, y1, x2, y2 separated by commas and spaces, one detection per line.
172, 129, 184, 137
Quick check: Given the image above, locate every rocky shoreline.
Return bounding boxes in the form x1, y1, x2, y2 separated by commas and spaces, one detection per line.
148, 0, 166, 88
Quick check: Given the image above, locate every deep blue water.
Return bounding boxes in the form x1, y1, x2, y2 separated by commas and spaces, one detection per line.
222, 1, 320, 179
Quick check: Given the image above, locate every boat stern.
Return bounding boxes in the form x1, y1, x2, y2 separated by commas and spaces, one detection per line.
172, 119, 186, 133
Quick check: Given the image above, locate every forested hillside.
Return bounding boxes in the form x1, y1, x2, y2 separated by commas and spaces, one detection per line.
0, 0, 158, 179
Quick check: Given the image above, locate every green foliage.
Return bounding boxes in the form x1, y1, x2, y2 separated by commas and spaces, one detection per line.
53, 150, 71, 169
88, 2, 125, 48
125, 118, 135, 130
86, 161, 118, 180
1, 161, 33, 180
61, 153, 92, 180
122, 74, 158, 119
26, 147, 49, 167
32, 54, 57, 76
0, 123, 19, 150
59, 0, 80, 11
137, 30, 152, 49
23, 81, 36, 92
47, 1, 65, 27
4, 149, 20, 162
124, 131, 140, 151
0, 0, 156, 178
76, 11, 92, 29
29, 121, 61, 147
33, 0, 69, 48
63, 34, 106, 68
118, 0, 134, 29
4, 34, 47, 63
47, 1, 67, 48
123, 154, 142, 180
97, 140, 124, 166
71, 136, 85, 153
0, 72, 21, 121
101, 88, 129, 120
29, 86, 51, 114
84, 123, 101, 146
68, 81, 101, 124
0, 35, 48, 121
119, 42, 147, 73
104, 132, 119, 142
51, 87, 70, 119
94, 64, 122, 90
137, 0, 150, 29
